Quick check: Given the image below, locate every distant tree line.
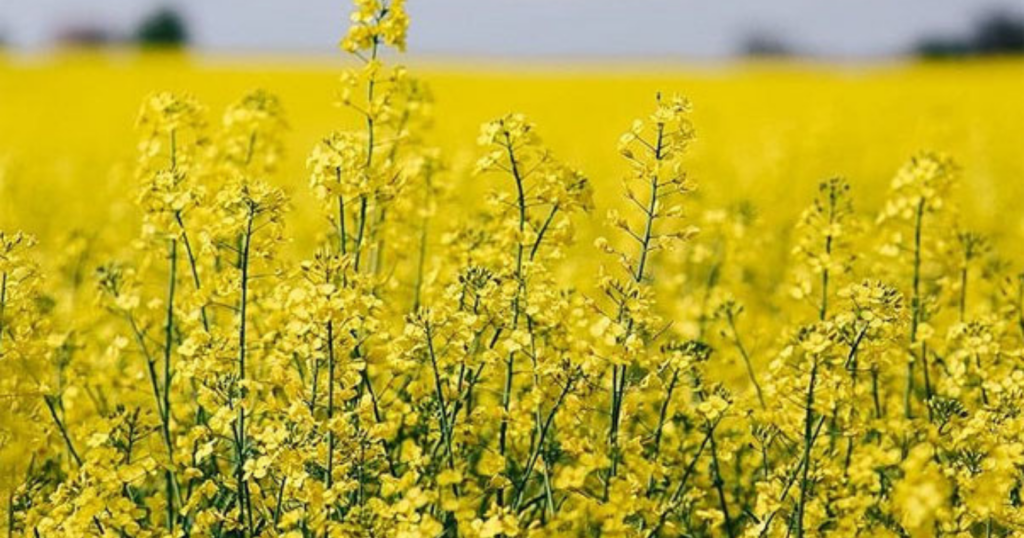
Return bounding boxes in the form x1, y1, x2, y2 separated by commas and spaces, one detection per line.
915, 10, 1024, 57
52, 6, 188, 48
135, 8, 189, 47
738, 9, 1024, 59
741, 31, 794, 58
4, 5, 1022, 56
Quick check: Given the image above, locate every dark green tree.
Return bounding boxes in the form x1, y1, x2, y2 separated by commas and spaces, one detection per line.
135, 8, 189, 47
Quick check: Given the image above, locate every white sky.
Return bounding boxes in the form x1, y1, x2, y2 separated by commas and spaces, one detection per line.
1, 0, 1020, 58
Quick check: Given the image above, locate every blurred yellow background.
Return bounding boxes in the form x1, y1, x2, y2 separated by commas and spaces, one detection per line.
2, 54, 1022, 262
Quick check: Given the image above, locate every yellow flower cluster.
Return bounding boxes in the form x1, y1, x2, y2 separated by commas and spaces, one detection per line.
341, 0, 409, 54
2, 2, 1024, 538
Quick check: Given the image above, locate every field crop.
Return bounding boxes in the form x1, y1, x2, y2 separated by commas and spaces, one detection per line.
2, 1, 1024, 537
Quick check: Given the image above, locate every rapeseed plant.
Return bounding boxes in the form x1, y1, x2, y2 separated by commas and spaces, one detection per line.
2, 2, 1024, 537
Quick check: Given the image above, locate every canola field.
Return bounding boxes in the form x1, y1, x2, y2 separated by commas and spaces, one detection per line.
2, 3, 1024, 537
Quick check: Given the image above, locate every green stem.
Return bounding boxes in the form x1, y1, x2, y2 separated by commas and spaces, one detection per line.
528, 204, 560, 261
174, 212, 209, 332
424, 322, 456, 468
514, 372, 576, 510
354, 195, 368, 271
645, 421, 717, 538
726, 313, 765, 408
353, 35, 380, 273
757, 416, 826, 538
497, 129, 529, 508
0, 272, 7, 357
274, 476, 286, 527
235, 210, 255, 536
795, 361, 819, 538
337, 176, 348, 255
650, 369, 680, 460
609, 123, 665, 499
308, 349, 320, 415
123, 307, 183, 519
412, 214, 428, 311
922, 342, 934, 419
905, 198, 926, 419
326, 321, 336, 490
709, 430, 735, 538
162, 238, 181, 531
633, 125, 663, 283
44, 396, 81, 467
871, 366, 882, 419
371, 207, 387, 275
820, 182, 837, 321
170, 129, 177, 170
1017, 275, 1024, 340
959, 264, 968, 322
